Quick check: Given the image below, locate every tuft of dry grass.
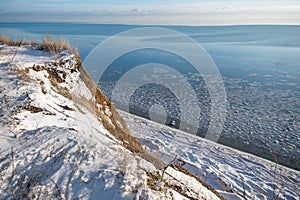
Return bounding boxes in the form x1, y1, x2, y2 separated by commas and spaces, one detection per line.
0, 35, 18, 46
40, 36, 72, 54
0, 35, 37, 47
0, 35, 81, 66
39, 36, 81, 64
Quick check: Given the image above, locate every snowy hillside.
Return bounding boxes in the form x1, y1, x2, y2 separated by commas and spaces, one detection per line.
120, 110, 300, 199
0, 43, 223, 200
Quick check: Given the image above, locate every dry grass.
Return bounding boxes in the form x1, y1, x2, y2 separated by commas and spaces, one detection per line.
0, 35, 19, 46
30, 63, 73, 100
77, 64, 145, 153
0, 35, 37, 47
170, 164, 225, 200
59, 104, 74, 111
146, 171, 161, 190
22, 105, 43, 113
40, 36, 71, 54
0, 35, 81, 65
145, 162, 225, 200
39, 36, 81, 65
94, 87, 145, 153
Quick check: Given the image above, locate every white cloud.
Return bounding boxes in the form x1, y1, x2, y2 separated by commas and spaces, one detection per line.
0, 0, 300, 25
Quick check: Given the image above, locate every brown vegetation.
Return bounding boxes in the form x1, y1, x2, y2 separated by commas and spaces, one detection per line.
74, 60, 145, 153
39, 36, 81, 65
40, 36, 71, 53
0, 35, 37, 47
59, 104, 74, 111
0, 35, 20, 46
170, 164, 225, 200
93, 84, 145, 153
0, 35, 81, 65
22, 105, 43, 113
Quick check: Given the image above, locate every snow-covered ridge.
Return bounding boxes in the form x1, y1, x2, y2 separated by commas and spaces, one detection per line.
0, 44, 223, 199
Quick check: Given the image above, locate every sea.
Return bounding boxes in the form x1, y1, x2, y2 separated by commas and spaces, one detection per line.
0, 22, 299, 170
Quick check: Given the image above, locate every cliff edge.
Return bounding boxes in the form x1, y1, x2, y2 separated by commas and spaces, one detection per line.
0, 39, 222, 200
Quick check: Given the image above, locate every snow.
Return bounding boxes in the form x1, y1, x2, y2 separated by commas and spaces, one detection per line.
163, 166, 221, 200
120, 110, 300, 200
0, 44, 222, 200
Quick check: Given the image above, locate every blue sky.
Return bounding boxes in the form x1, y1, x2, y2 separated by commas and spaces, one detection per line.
0, 0, 299, 25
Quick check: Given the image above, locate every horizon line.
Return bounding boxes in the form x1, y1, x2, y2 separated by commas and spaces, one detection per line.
0, 20, 300, 27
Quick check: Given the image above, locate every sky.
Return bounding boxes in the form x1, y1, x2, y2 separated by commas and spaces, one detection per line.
0, 0, 300, 25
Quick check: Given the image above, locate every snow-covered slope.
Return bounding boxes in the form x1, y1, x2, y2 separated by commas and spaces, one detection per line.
0, 44, 222, 200
121, 111, 300, 200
